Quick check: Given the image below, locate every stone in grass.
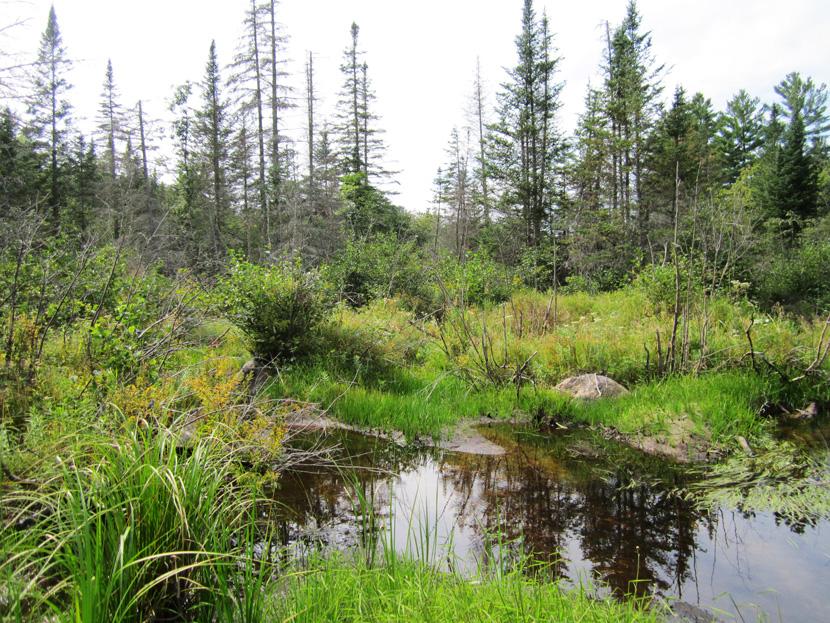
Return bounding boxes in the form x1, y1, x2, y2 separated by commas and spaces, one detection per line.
555, 374, 628, 400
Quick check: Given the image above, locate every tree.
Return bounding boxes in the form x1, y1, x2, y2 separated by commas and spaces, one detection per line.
489, 0, 563, 247
438, 127, 475, 259
97, 59, 125, 238
470, 58, 492, 224
335, 22, 392, 185
230, 0, 269, 249
195, 41, 230, 260
26, 5, 72, 226
777, 110, 818, 226
0, 109, 37, 217
716, 90, 764, 184
264, 0, 293, 231
602, 1, 663, 243
66, 133, 98, 233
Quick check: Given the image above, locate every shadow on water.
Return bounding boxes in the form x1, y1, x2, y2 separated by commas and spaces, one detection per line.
271, 424, 830, 622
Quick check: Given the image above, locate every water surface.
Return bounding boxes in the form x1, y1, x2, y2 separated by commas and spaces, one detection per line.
274, 424, 830, 622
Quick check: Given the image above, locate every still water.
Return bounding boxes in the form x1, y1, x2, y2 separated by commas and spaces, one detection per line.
273, 424, 830, 622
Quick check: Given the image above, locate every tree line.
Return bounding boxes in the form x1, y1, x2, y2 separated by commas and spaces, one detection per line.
1, 0, 828, 312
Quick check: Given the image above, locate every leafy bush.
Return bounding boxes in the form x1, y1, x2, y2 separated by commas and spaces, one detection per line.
753, 241, 830, 314
632, 261, 702, 314
325, 235, 438, 314
439, 250, 514, 307
215, 258, 334, 364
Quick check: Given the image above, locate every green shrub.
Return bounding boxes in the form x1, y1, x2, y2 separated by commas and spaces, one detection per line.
753, 241, 830, 314
215, 258, 333, 364
325, 235, 438, 314
439, 250, 514, 307
632, 261, 702, 314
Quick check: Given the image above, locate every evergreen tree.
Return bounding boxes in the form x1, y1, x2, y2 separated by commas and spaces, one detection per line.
97, 59, 125, 238
195, 41, 230, 260
601, 0, 662, 242
66, 133, 98, 233
490, 0, 563, 247
26, 5, 72, 226
335, 23, 392, 185
716, 90, 764, 184
777, 110, 818, 226
230, 0, 269, 249
0, 109, 37, 217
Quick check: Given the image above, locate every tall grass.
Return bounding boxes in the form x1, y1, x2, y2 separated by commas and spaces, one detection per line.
270, 556, 662, 623
1, 431, 271, 623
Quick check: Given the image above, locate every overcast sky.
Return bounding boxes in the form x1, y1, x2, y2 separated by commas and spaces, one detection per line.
5, 0, 829, 212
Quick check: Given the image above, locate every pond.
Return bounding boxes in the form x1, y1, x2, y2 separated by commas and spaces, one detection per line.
272, 423, 830, 622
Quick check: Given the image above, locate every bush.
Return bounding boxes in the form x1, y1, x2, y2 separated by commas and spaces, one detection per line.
632, 261, 702, 314
215, 258, 333, 364
439, 250, 514, 307
753, 241, 830, 314
325, 235, 438, 314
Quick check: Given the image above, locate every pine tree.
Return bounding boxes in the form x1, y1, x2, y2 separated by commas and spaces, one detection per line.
26, 5, 72, 226
716, 90, 764, 183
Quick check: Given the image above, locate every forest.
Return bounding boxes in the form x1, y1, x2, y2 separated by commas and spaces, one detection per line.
1, 0, 829, 621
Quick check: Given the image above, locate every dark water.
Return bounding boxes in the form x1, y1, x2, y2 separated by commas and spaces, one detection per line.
273, 424, 830, 622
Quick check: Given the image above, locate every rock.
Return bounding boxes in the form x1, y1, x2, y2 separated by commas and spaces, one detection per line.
666, 600, 717, 623
555, 374, 628, 400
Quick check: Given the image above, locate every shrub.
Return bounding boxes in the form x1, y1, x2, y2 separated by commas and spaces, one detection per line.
215, 258, 333, 364
325, 235, 438, 314
439, 250, 514, 307
753, 241, 830, 314
632, 261, 702, 314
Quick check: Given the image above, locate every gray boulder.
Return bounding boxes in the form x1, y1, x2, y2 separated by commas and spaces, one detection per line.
555, 374, 628, 400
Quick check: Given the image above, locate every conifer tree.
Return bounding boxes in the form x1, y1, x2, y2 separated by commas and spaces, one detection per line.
27, 5, 72, 226
97, 59, 124, 238
196, 41, 230, 260
490, 0, 563, 247
230, 0, 269, 249
335, 23, 391, 185
716, 90, 764, 184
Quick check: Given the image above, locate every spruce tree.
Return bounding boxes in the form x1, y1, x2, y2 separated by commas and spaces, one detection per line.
27, 5, 72, 227
490, 0, 563, 247
97, 59, 124, 238
196, 41, 230, 260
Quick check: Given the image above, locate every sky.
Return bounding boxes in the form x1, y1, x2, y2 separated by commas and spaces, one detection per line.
3, 0, 829, 212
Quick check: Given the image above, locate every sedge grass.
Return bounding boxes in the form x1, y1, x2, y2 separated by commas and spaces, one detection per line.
0, 430, 271, 623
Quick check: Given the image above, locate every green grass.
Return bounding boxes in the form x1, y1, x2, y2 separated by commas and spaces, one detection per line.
267, 289, 829, 450
566, 372, 775, 445
271, 557, 663, 623
272, 364, 570, 438
0, 430, 271, 623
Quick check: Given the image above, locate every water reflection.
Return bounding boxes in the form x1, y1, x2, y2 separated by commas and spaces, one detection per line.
272, 425, 830, 622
